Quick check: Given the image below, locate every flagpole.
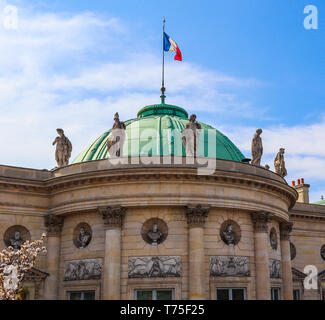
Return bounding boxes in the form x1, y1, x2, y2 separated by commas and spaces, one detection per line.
161, 18, 166, 104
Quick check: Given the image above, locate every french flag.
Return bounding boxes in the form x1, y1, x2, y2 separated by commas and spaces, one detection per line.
164, 32, 182, 61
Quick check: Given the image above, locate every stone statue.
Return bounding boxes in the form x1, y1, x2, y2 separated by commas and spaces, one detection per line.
107, 112, 126, 157
147, 222, 163, 246
52, 128, 72, 167
77, 227, 91, 248
251, 129, 263, 166
223, 224, 236, 245
9, 230, 24, 250
270, 230, 277, 250
181, 114, 202, 157
274, 148, 287, 177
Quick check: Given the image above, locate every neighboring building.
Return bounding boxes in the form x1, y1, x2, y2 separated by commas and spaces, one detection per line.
0, 100, 324, 300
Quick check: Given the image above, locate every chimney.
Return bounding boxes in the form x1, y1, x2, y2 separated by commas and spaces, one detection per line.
293, 178, 310, 204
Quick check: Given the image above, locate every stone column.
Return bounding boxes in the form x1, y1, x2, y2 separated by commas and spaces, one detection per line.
99, 206, 126, 300
280, 222, 294, 300
251, 212, 272, 300
185, 205, 210, 300
43, 214, 64, 300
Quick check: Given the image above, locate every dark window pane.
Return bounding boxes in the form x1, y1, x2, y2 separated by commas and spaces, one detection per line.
216, 289, 229, 300
69, 292, 82, 300
271, 288, 280, 300
156, 290, 173, 300
83, 291, 95, 300
136, 290, 153, 300
232, 289, 245, 300
293, 290, 300, 300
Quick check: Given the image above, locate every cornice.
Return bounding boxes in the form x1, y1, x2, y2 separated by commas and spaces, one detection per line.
0, 166, 297, 210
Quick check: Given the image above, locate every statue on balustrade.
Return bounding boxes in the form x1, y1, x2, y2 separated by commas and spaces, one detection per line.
52, 128, 72, 167
107, 112, 126, 157
274, 148, 287, 178
181, 114, 202, 157
251, 128, 263, 166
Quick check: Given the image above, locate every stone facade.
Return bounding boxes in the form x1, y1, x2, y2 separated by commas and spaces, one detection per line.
0, 158, 324, 300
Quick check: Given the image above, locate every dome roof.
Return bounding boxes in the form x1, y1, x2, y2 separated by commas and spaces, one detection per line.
73, 103, 246, 164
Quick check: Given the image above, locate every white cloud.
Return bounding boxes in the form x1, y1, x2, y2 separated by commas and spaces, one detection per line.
221, 120, 325, 202
0, 2, 323, 204
0, 3, 266, 170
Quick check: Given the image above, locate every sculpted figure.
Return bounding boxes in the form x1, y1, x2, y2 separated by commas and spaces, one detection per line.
10, 230, 24, 250
147, 222, 162, 246
270, 230, 277, 250
107, 113, 126, 157
181, 114, 202, 157
78, 227, 91, 248
223, 224, 236, 245
251, 129, 263, 166
52, 128, 72, 167
274, 148, 287, 177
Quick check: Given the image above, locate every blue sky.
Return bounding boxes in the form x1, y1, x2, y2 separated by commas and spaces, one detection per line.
0, 0, 324, 201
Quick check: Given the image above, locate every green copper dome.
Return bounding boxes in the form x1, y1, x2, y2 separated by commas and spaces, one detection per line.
73, 103, 246, 163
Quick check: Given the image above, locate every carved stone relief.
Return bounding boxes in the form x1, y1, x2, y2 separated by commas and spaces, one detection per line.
141, 218, 168, 246
321, 245, 325, 261
290, 242, 296, 260
269, 227, 278, 250
73, 223, 92, 249
128, 256, 181, 278
4, 225, 31, 250
64, 259, 102, 281
210, 256, 250, 277
220, 220, 241, 246
269, 259, 281, 279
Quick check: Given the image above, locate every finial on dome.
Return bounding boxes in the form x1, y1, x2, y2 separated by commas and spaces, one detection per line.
160, 86, 166, 105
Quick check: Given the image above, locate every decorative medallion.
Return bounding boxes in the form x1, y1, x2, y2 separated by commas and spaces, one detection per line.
141, 218, 168, 246
128, 256, 181, 278
269, 259, 281, 279
220, 220, 241, 246
320, 245, 325, 261
210, 256, 250, 277
73, 223, 92, 249
64, 259, 102, 281
4, 225, 31, 250
290, 242, 296, 260
269, 227, 278, 250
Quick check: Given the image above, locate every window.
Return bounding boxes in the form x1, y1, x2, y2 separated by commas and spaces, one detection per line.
216, 288, 246, 300
271, 288, 281, 300
293, 289, 300, 300
135, 289, 174, 300
67, 291, 95, 300
322, 288, 325, 300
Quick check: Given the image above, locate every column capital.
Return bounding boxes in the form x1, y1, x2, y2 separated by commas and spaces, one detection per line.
44, 214, 64, 237
251, 212, 273, 233
98, 206, 126, 230
185, 204, 210, 227
280, 222, 293, 241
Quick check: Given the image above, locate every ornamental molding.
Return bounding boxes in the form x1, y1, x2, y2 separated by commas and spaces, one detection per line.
64, 259, 102, 281
269, 259, 281, 279
210, 256, 250, 277
185, 204, 210, 227
44, 214, 64, 236
280, 222, 293, 241
128, 256, 181, 278
98, 206, 126, 229
0, 168, 297, 209
251, 212, 273, 233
